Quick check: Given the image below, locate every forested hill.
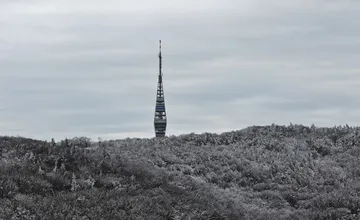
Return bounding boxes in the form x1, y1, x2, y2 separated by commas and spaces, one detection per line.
1, 124, 360, 219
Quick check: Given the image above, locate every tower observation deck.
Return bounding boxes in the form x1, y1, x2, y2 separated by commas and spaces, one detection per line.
154, 40, 167, 137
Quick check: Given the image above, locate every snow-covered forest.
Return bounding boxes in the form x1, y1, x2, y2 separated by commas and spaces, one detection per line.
1, 124, 360, 219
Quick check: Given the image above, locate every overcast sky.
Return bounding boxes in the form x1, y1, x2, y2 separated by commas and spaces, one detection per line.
1, 0, 360, 141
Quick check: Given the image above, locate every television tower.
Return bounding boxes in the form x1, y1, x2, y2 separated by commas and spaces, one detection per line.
154, 40, 167, 137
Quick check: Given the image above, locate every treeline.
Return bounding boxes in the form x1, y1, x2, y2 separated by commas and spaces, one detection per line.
1, 124, 360, 219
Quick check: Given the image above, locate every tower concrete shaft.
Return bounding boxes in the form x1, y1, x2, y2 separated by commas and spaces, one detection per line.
154, 40, 167, 137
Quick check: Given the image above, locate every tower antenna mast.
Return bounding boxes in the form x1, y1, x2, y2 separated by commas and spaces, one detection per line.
159, 40, 162, 76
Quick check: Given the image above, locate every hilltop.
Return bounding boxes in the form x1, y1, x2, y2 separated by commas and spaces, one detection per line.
1, 124, 360, 219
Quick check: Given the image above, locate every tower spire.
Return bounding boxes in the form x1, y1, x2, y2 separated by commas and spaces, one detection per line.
154, 40, 167, 137
159, 40, 162, 54
159, 40, 162, 76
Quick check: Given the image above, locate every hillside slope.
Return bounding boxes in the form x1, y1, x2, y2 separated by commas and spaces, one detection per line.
1, 124, 360, 219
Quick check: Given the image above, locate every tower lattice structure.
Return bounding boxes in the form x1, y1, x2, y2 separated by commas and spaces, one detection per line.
154, 40, 167, 137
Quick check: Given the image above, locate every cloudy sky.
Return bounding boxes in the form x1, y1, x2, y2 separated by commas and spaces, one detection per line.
1, 0, 360, 141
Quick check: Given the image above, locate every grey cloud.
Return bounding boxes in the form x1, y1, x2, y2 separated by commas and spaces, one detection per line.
1, 0, 360, 140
